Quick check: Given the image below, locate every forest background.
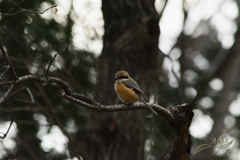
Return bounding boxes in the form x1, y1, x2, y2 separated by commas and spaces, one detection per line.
0, 0, 240, 160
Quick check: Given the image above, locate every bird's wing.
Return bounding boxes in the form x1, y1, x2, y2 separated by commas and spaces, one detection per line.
122, 79, 157, 115
122, 79, 148, 101
122, 80, 143, 95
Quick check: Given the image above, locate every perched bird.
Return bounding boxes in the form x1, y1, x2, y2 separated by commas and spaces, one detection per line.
114, 70, 157, 115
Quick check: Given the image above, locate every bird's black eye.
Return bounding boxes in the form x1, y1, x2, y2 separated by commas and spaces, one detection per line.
119, 75, 128, 79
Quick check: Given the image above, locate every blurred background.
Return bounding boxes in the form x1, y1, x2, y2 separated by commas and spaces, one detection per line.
0, 0, 240, 159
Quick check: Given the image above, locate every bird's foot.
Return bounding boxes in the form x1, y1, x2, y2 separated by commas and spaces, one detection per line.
123, 102, 133, 106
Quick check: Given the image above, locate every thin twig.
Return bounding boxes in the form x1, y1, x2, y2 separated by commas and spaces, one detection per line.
0, 37, 18, 80
8, 86, 35, 104
0, 81, 15, 104
159, 0, 169, 19
159, 49, 187, 102
0, 65, 10, 79
26, 87, 35, 103
1, 4, 58, 16
0, 0, 24, 24
0, 75, 72, 94
35, 83, 81, 160
13, 97, 33, 104
0, 101, 15, 139
39, 4, 58, 14
1, 0, 57, 16
45, 53, 59, 79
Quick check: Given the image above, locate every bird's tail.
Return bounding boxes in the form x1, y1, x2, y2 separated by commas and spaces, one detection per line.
138, 96, 157, 115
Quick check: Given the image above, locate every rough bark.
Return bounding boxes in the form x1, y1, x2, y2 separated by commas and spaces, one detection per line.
165, 101, 194, 160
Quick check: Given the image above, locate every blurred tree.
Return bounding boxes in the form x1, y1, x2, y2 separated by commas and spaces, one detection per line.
78, 0, 160, 160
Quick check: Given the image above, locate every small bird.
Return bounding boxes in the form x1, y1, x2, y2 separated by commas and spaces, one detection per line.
114, 70, 157, 115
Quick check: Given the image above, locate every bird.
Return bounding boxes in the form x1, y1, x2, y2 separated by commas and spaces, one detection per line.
114, 70, 157, 115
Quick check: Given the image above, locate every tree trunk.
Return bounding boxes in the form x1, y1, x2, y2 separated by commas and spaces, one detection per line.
81, 0, 160, 159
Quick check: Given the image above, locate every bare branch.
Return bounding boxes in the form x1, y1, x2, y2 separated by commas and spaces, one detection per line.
0, 74, 177, 125
0, 65, 10, 79
1, 0, 58, 15
0, 81, 15, 104
45, 53, 59, 79
159, 49, 186, 102
0, 75, 72, 94
0, 101, 14, 139
1, 86, 35, 104
63, 94, 176, 125
0, 0, 24, 24
39, 4, 58, 14
0, 1, 57, 25
0, 38, 18, 80
13, 97, 33, 104
35, 83, 81, 160
26, 87, 35, 103
159, 0, 169, 20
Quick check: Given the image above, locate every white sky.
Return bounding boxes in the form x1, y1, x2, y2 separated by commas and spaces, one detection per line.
190, 109, 213, 138
1, 0, 240, 158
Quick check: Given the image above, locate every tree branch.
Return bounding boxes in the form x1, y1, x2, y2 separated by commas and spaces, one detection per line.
0, 81, 15, 104
0, 65, 10, 79
0, 101, 15, 139
0, 37, 18, 80
39, 4, 58, 14
159, 0, 169, 20
45, 53, 59, 79
35, 83, 81, 160
0, 1, 57, 24
1, 0, 57, 15
165, 100, 195, 160
0, 74, 177, 125
0, 0, 24, 24
158, 49, 186, 103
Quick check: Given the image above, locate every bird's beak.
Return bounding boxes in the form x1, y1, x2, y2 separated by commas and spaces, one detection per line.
115, 77, 118, 80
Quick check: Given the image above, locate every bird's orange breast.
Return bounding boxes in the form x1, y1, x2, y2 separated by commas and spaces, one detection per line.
114, 83, 138, 103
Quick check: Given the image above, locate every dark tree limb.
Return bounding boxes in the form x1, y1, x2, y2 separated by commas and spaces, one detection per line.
45, 53, 59, 79
0, 0, 24, 24
0, 101, 14, 139
8, 86, 35, 104
158, 49, 186, 103
35, 83, 81, 160
1, 0, 58, 16
0, 81, 15, 104
165, 101, 195, 160
0, 65, 10, 79
0, 1, 57, 25
0, 38, 18, 80
159, 0, 169, 19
